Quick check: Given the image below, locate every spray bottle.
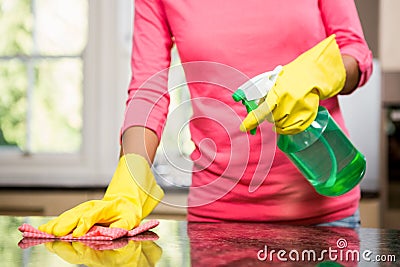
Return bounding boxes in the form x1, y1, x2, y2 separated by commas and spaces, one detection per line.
232, 66, 366, 197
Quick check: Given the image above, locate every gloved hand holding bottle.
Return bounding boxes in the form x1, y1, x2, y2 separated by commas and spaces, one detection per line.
240, 34, 346, 135
38, 153, 164, 237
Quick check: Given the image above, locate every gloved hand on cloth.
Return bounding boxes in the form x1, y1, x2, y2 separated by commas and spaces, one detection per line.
240, 34, 346, 135
39, 153, 164, 237
44, 239, 162, 267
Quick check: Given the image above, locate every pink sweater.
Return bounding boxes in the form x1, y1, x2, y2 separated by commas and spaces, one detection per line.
123, 0, 373, 224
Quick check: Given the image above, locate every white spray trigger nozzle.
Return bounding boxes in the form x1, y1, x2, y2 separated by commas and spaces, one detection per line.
238, 65, 283, 101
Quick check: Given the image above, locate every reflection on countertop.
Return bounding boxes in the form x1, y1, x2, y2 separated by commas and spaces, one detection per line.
1, 216, 400, 267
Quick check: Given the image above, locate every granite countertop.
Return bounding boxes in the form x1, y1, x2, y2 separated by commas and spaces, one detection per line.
2, 216, 399, 266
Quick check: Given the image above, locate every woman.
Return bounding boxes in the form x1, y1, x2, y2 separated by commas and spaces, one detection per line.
40, 0, 372, 237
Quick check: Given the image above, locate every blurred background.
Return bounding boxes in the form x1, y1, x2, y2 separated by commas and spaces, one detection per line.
0, 0, 399, 229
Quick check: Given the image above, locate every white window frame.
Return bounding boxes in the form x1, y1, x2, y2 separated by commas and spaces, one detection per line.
0, 0, 133, 187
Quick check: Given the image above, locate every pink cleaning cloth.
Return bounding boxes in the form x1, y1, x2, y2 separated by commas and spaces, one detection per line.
18, 231, 159, 250
18, 231, 160, 250
18, 220, 159, 241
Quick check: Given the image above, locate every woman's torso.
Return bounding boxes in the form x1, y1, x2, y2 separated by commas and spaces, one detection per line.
160, 0, 360, 223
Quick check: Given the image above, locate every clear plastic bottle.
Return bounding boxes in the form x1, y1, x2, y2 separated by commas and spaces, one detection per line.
277, 106, 366, 196
232, 67, 366, 197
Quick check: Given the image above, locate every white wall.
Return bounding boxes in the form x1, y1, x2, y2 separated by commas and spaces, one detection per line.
339, 60, 381, 192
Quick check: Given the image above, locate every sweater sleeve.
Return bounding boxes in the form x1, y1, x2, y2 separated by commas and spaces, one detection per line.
319, 0, 373, 87
121, 0, 173, 141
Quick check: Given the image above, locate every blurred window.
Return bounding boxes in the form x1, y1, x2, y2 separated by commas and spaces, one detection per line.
0, 0, 193, 189
0, 0, 127, 186
0, 0, 86, 153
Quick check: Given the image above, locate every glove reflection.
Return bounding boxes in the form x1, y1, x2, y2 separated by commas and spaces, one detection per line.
45, 238, 162, 267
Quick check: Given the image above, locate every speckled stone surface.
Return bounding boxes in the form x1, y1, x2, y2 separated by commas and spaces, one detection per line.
3, 216, 400, 266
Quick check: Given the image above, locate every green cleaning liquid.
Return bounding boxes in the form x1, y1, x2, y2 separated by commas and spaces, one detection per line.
277, 106, 366, 197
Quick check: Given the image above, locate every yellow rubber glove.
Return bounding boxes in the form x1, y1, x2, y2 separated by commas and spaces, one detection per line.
240, 34, 346, 135
38, 154, 164, 237
45, 239, 162, 267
